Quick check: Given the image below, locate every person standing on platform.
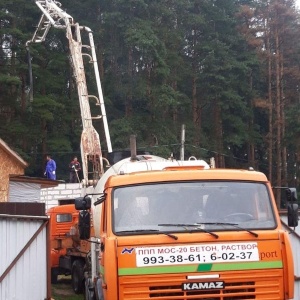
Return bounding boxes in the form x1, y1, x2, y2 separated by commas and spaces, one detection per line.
44, 154, 57, 180
69, 156, 81, 183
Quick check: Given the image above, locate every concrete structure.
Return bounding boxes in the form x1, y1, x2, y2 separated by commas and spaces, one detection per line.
41, 183, 82, 210
9, 179, 83, 211
0, 139, 28, 202
9, 176, 60, 203
9, 177, 83, 211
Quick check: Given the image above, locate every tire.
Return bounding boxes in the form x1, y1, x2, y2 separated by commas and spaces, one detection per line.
71, 260, 85, 294
51, 268, 59, 284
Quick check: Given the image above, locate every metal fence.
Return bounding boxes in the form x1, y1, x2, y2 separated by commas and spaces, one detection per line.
0, 203, 51, 300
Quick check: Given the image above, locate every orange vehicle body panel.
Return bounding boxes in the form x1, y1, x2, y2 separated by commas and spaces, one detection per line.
106, 168, 269, 187
97, 168, 294, 300
47, 203, 94, 269
47, 204, 80, 268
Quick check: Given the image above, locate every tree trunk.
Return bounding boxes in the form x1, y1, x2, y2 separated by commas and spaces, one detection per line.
213, 97, 225, 168
275, 10, 282, 207
248, 72, 255, 168
280, 51, 287, 187
125, 48, 133, 117
266, 2, 273, 184
192, 75, 201, 145
172, 80, 178, 124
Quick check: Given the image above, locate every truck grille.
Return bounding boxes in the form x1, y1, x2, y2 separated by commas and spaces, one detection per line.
149, 282, 255, 299
119, 269, 283, 299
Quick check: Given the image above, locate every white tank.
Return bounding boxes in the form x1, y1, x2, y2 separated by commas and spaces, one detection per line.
92, 155, 209, 237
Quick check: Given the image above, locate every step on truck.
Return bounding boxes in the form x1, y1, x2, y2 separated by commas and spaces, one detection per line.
75, 157, 299, 300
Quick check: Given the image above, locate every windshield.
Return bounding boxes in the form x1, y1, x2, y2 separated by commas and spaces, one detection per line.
112, 181, 276, 234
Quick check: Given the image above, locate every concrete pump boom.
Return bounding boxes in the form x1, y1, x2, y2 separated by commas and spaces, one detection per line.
26, 0, 112, 187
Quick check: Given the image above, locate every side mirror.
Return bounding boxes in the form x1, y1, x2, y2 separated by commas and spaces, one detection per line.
286, 188, 297, 202
78, 210, 90, 239
75, 196, 91, 210
286, 188, 298, 227
287, 203, 298, 227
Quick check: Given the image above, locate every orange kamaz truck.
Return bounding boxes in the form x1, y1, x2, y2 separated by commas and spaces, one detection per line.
47, 203, 91, 294
75, 158, 298, 300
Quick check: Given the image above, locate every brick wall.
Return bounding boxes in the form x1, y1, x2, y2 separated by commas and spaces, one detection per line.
40, 183, 82, 210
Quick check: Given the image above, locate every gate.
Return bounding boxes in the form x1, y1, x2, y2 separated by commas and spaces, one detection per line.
0, 203, 51, 300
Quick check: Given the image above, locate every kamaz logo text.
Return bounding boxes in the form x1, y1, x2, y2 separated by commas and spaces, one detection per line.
182, 281, 224, 291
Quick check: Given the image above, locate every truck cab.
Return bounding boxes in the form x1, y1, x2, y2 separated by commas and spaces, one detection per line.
76, 163, 298, 299
97, 167, 296, 299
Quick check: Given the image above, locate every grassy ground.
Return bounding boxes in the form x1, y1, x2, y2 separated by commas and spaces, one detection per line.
51, 275, 83, 300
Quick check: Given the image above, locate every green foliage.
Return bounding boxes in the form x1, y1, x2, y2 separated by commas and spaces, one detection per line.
0, 0, 300, 186
51, 277, 83, 300
0, 74, 21, 86
46, 138, 72, 154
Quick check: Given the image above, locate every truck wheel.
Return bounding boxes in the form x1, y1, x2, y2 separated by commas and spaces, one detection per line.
71, 260, 85, 294
51, 268, 58, 284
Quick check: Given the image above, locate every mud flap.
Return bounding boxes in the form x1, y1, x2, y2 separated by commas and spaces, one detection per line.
95, 277, 104, 300
85, 277, 95, 300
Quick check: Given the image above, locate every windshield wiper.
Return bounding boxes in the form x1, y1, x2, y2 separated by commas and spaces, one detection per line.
158, 224, 219, 239
116, 229, 178, 240
197, 222, 258, 238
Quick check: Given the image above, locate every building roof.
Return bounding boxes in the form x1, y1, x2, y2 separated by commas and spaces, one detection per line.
0, 138, 28, 168
9, 175, 62, 188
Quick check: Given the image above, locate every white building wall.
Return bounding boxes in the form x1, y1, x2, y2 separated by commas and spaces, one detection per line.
9, 182, 88, 211
9, 182, 41, 202
40, 183, 82, 210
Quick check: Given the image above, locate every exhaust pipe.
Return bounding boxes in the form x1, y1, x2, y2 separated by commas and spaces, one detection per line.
130, 135, 137, 162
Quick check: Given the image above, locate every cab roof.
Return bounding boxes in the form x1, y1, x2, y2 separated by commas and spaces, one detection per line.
105, 168, 268, 188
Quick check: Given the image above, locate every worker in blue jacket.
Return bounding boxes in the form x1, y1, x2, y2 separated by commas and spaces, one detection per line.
44, 154, 57, 180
